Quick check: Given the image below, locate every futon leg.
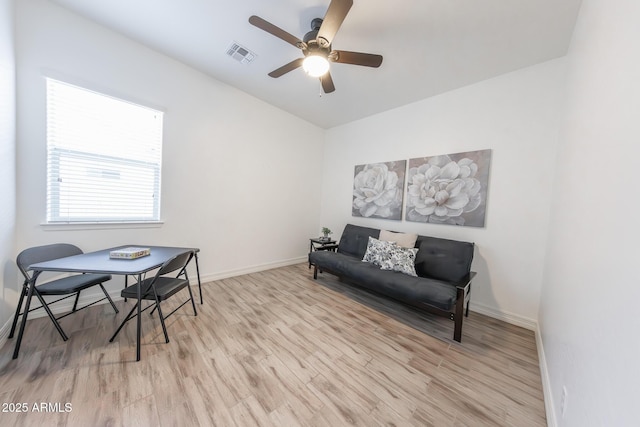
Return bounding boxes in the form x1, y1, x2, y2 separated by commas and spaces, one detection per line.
465, 281, 472, 317
313, 265, 318, 280
453, 310, 463, 343
453, 287, 466, 343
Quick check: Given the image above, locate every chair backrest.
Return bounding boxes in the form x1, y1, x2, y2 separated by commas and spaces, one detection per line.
16, 243, 83, 278
136, 251, 193, 297
158, 251, 193, 277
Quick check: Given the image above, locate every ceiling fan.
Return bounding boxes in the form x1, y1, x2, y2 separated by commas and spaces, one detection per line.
249, 0, 383, 94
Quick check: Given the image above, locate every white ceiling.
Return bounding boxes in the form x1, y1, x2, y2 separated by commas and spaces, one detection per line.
49, 0, 582, 129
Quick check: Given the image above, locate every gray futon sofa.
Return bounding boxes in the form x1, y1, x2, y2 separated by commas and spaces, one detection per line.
308, 224, 476, 342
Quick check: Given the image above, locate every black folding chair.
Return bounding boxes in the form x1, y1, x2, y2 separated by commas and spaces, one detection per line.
110, 251, 197, 344
10, 243, 117, 359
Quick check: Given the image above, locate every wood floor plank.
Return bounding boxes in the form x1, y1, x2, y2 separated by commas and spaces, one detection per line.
306, 353, 380, 415
371, 400, 416, 427
158, 400, 200, 427
258, 353, 323, 421
200, 344, 252, 405
269, 402, 306, 427
0, 263, 547, 426
262, 323, 320, 384
335, 354, 418, 420
411, 403, 456, 427
181, 371, 238, 427
65, 389, 122, 427
307, 373, 379, 427
121, 394, 160, 427
233, 350, 286, 413
230, 395, 275, 427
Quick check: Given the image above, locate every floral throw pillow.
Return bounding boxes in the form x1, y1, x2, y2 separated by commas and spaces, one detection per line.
362, 236, 397, 267
380, 246, 419, 277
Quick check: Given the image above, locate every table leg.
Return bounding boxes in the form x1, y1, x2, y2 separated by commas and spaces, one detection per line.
194, 252, 203, 304
136, 273, 142, 361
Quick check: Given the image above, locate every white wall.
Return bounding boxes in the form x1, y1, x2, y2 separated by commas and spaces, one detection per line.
9, 1, 640, 425
0, 0, 17, 337
321, 58, 567, 326
14, 0, 325, 296
539, 0, 640, 425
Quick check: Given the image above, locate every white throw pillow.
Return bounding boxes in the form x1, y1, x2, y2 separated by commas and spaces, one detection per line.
362, 236, 397, 267
380, 245, 419, 277
379, 229, 418, 249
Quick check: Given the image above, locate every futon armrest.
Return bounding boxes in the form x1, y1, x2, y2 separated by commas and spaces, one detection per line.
454, 272, 477, 292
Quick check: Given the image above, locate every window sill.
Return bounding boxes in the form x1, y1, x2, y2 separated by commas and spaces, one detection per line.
40, 221, 164, 231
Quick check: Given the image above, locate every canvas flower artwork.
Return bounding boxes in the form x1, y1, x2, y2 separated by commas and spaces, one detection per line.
352, 160, 406, 220
405, 150, 491, 227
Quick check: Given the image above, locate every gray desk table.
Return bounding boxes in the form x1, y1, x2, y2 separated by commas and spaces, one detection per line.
24, 245, 200, 361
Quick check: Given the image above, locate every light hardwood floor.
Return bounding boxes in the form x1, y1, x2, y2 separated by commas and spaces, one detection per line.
0, 263, 546, 426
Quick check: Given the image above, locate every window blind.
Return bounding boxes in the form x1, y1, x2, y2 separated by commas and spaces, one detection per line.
46, 78, 163, 223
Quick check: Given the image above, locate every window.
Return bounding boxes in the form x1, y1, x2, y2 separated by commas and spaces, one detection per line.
46, 78, 163, 223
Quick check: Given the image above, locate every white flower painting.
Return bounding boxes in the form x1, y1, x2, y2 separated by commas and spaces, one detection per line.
405, 150, 491, 227
352, 160, 406, 220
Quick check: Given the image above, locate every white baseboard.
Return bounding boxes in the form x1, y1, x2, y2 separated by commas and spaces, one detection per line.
469, 300, 538, 331
197, 256, 307, 283
535, 325, 556, 427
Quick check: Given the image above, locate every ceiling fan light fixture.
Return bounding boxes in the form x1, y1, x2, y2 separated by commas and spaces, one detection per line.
302, 54, 330, 77
249, 0, 382, 93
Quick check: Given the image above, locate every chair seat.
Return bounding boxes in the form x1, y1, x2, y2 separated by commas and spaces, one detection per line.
37, 273, 112, 295
121, 277, 190, 302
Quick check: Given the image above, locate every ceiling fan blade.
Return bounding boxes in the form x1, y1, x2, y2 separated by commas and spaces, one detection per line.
331, 50, 383, 67
317, 0, 353, 46
268, 58, 304, 78
320, 72, 336, 93
249, 15, 303, 49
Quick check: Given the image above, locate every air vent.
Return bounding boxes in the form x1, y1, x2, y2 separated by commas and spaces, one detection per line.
226, 42, 257, 64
